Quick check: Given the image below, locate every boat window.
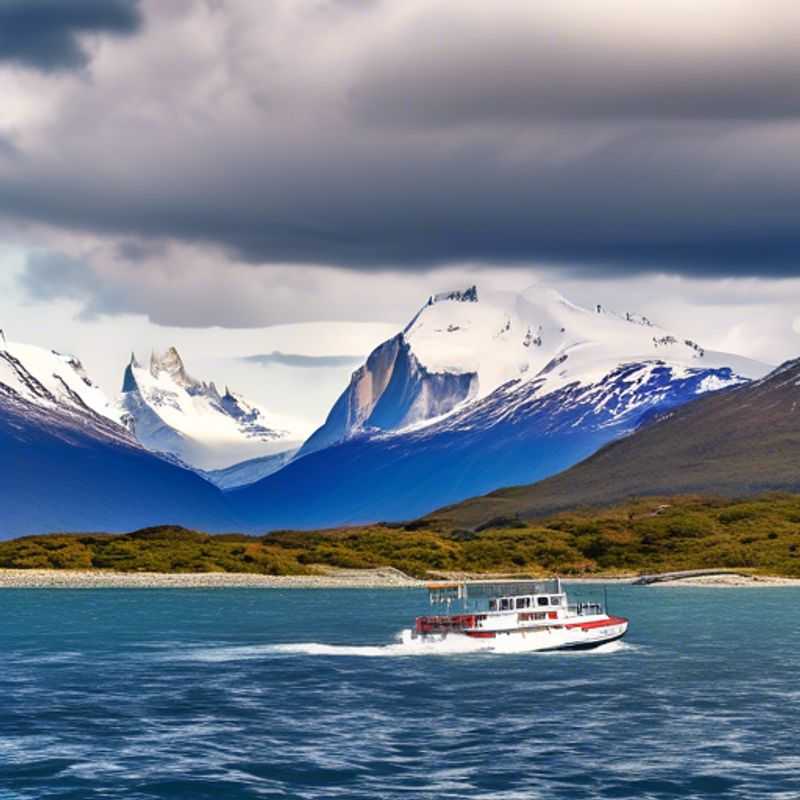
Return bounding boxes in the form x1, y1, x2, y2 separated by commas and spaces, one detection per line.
500, 598, 511, 611
489, 599, 497, 611
537, 596, 549, 607
515, 597, 527, 609
550, 596, 561, 606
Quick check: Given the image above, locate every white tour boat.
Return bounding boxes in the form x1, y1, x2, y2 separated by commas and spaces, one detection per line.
408, 578, 628, 651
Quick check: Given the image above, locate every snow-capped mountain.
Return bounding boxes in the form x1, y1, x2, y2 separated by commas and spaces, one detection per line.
118, 347, 306, 471
0, 338, 236, 537
0, 339, 125, 430
299, 285, 765, 455
233, 285, 770, 529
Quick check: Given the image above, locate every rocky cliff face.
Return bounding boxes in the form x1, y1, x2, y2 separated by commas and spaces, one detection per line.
298, 334, 477, 457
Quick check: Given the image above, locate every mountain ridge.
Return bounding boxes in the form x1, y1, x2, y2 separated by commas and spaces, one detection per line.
0, 341, 238, 539
231, 285, 770, 530
298, 284, 767, 459
430, 356, 800, 530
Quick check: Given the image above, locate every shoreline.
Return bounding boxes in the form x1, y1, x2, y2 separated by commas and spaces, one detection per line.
643, 574, 800, 588
1, 568, 799, 589
0, 568, 425, 590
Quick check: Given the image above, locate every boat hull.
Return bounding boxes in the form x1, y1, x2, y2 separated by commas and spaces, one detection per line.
406, 617, 628, 652
537, 629, 627, 652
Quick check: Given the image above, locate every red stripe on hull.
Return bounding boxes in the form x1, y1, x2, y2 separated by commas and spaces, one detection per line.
564, 615, 628, 630
421, 616, 628, 639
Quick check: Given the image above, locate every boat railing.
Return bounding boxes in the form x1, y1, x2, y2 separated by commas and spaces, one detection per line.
427, 578, 562, 608
567, 602, 604, 616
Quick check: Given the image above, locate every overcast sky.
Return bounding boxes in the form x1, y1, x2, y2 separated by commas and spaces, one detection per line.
2, 0, 800, 426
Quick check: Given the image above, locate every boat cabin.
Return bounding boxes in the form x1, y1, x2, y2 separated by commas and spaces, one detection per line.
423, 578, 605, 624
488, 593, 563, 612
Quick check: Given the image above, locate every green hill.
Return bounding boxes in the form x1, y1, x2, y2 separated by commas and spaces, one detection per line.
3, 492, 800, 577
430, 359, 800, 530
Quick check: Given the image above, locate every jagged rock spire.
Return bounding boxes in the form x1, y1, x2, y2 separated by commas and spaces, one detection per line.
122, 353, 140, 393
150, 346, 184, 378
149, 346, 200, 388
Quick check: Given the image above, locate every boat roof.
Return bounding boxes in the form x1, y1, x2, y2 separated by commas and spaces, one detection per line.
427, 578, 561, 602
463, 579, 561, 598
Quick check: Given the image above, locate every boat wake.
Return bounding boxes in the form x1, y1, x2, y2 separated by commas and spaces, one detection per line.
170, 632, 637, 662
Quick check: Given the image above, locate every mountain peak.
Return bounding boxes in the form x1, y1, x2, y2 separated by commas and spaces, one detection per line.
117, 347, 306, 470
302, 282, 771, 466
149, 346, 199, 388
429, 285, 478, 305
122, 355, 139, 393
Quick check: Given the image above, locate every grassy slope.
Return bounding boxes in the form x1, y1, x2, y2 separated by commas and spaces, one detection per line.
430, 362, 800, 530
3, 492, 800, 578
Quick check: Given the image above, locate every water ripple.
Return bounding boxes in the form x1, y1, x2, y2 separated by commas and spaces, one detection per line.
1, 586, 799, 799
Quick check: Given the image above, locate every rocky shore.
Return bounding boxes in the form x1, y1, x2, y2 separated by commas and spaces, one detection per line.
647, 573, 800, 587
0, 567, 424, 590
633, 568, 800, 587
0, 568, 797, 589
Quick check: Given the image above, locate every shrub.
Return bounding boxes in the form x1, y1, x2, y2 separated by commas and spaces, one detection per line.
6, 491, 800, 578
475, 516, 527, 532
719, 507, 757, 524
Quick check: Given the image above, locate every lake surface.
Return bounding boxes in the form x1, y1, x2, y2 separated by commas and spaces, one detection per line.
1, 585, 799, 799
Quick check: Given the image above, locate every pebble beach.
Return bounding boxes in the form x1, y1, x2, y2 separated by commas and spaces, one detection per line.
0, 567, 425, 590
1, 568, 799, 589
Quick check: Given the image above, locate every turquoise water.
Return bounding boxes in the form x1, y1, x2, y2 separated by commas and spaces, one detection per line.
1, 586, 799, 799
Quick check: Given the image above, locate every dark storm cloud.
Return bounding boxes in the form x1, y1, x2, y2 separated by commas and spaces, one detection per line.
0, 0, 142, 71
352, 23, 800, 126
0, 135, 17, 159
3, 1, 800, 278
18, 250, 98, 300
18, 250, 135, 320
7, 126, 800, 277
243, 352, 364, 369
115, 239, 166, 262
